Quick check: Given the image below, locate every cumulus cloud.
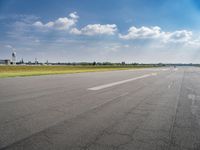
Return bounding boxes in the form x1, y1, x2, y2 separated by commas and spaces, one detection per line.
31, 12, 198, 47
33, 12, 117, 36
119, 26, 163, 40
185, 39, 200, 48
69, 12, 79, 19
70, 24, 117, 36
70, 28, 82, 35
33, 12, 78, 30
165, 30, 192, 43
119, 26, 193, 44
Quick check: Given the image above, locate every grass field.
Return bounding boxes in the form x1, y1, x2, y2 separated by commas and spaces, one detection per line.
0, 65, 156, 78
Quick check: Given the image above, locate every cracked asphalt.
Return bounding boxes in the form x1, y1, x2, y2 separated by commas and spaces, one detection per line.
0, 67, 200, 150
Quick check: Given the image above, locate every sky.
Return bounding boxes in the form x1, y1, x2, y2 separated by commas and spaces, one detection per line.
1, 0, 200, 63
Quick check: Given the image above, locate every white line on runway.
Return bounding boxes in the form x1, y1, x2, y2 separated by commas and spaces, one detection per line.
88, 73, 157, 91
161, 68, 169, 71
168, 82, 173, 89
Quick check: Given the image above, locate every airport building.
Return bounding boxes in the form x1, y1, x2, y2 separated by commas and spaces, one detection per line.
0, 51, 16, 65
0, 59, 11, 65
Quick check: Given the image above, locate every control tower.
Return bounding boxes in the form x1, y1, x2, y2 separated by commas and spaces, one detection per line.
12, 52, 16, 65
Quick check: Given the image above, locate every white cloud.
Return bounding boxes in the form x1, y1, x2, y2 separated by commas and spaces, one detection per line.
119, 26, 195, 45
70, 28, 82, 35
33, 12, 117, 36
119, 26, 163, 40
69, 12, 79, 19
164, 30, 192, 43
185, 39, 200, 48
70, 24, 117, 36
31, 13, 199, 48
33, 12, 78, 30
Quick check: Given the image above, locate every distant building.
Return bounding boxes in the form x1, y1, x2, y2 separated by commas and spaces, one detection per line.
121, 61, 126, 65
0, 59, 11, 65
35, 58, 38, 64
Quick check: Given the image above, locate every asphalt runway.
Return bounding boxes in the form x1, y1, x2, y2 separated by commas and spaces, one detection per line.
0, 67, 200, 150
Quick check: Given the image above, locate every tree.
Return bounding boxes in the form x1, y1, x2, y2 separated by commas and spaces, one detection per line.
92, 61, 96, 66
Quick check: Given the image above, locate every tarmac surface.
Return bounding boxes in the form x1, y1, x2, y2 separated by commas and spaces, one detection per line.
0, 67, 200, 150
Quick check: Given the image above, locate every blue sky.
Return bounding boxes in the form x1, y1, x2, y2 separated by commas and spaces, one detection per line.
1, 0, 200, 63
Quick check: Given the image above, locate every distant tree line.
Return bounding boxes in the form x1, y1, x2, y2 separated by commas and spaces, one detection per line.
15, 60, 167, 67
15, 60, 200, 67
